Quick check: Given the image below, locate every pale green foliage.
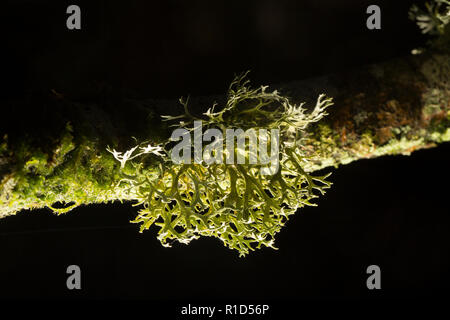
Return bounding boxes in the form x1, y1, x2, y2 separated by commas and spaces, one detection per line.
109, 73, 333, 256
410, 0, 450, 35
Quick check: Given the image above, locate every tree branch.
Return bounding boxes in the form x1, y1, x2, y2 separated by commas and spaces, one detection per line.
1, 38, 449, 220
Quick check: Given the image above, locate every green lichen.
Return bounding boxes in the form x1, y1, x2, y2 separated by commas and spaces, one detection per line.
410, 0, 450, 35
109, 74, 334, 256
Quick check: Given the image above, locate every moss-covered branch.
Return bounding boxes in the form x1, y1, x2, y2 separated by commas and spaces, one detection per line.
1, 49, 448, 212
0, 1, 449, 255
1, 49, 449, 215
293, 49, 450, 172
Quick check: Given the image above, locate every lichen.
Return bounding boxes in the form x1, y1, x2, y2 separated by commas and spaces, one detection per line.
109, 74, 334, 256
409, 0, 450, 35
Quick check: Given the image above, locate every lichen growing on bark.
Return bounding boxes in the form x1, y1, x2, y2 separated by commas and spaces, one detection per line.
0, 0, 449, 256
409, 0, 450, 35
108, 74, 333, 256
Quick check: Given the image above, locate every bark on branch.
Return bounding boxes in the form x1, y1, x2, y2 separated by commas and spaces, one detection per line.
0, 48, 449, 219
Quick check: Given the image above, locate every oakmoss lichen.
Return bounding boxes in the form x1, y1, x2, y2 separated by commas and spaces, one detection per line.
109, 74, 334, 256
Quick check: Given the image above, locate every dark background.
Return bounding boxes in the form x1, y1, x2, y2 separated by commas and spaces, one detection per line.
0, 0, 449, 315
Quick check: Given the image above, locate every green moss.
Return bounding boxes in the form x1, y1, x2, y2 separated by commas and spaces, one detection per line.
373, 137, 424, 156
51, 122, 75, 170
430, 127, 450, 142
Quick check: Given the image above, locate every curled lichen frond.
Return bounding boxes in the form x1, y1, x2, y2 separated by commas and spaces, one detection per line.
410, 0, 450, 35
109, 73, 334, 256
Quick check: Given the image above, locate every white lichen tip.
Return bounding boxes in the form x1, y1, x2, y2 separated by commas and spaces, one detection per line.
107, 144, 165, 169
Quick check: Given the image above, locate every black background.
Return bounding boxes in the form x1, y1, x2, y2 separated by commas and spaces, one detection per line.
0, 0, 449, 316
